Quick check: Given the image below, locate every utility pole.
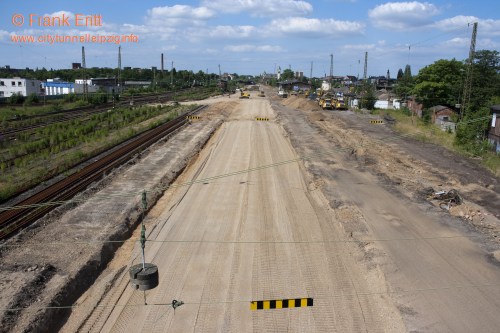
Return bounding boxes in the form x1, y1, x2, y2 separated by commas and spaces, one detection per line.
153, 68, 156, 91
460, 22, 478, 120
82, 46, 88, 100
329, 54, 333, 90
170, 61, 173, 85
363, 52, 368, 80
161, 53, 164, 80
117, 46, 121, 94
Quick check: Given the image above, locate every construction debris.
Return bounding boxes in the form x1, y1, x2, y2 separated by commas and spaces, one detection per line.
426, 189, 462, 211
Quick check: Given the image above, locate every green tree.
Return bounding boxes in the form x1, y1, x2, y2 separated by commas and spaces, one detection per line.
455, 106, 491, 155
281, 69, 295, 81
467, 50, 500, 111
397, 68, 404, 80
359, 82, 376, 110
413, 59, 465, 108
395, 65, 414, 100
404, 64, 412, 79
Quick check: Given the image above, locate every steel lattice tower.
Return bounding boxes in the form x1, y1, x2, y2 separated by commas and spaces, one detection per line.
82, 46, 88, 100
461, 22, 478, 119
363, 52, 368, 80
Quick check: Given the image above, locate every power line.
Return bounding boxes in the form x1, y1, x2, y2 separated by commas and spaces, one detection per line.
2, 281, 500, 313
0, 114, 492, 217
0, 234, 487, 248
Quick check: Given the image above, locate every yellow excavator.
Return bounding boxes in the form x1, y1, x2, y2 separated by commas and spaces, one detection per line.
240, 91, 250, 99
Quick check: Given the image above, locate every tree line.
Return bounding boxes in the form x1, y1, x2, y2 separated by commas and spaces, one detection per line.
394, 49, 500, 155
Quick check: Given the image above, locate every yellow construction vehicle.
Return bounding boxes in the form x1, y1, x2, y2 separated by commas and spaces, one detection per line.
321, 98, 333, 110
332, 98, 347, 110
240, 91, 250, 99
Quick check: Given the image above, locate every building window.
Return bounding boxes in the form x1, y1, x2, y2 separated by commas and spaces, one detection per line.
18, 82, 22, 86
11, 81, 15, 86
0, 81, 4, 86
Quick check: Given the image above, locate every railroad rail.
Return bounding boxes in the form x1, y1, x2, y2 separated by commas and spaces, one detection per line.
0, 88, 194, 139
0, 105, 207, 240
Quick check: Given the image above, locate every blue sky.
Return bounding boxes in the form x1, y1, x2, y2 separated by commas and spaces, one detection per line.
0, 1, 499, 78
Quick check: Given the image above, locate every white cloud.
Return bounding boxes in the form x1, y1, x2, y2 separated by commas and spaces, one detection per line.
202, 0, 313, 17
479, 19, 500, 37
145, 5, 214, 29
119, 5, 216, 40
433, 16, 500, 37
268, 17, 364, 37
0, 30, 10, 43
207, 25, 256, 39
160, 45, 178, 52
369, 2, 439, 30
477, 38, 500, 49
45, 10, 75, 20
148, 5, 214, 20
342, 43, 376, 50
204, 48, 219, 54
121, 23, 176, 40
224, 44, 284, 52
432, 15, 476, 31
441, 37, 469, 48
119, 5, 260, 42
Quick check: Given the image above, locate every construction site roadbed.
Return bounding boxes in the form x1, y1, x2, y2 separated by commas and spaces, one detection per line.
0, 106, 223, 333
270, 93, 500, 331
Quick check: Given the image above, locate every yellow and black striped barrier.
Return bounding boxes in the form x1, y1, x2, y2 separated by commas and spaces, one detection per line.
255, 117, 270, 121
250, 298, 313, 310
187, 115, 201, 120
370, 120, 384, 124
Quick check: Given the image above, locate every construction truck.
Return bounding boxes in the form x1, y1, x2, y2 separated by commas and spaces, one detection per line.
331, 98, 347, 110
239, 91, 250, 99
321, 98, 332, 110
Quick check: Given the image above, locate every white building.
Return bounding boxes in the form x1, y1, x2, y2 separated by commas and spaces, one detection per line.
374, 100, 390, 109
321, 81, 331, 91
75, 79, 93, 85
42, 78, 75, 96
0, 77, 42, 97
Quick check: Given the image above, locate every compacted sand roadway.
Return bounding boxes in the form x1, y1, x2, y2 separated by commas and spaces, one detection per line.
69, 95, 405, 332
63, 93, 500, 332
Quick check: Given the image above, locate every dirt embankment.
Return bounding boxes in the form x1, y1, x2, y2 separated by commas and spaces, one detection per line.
0, 104, 226, 333
273, 95, 500, 240
269, 93, 500, 331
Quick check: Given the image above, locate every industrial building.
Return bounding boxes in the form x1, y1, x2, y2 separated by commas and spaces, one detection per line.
0, 77, 42, 97
42, 79, 75, 96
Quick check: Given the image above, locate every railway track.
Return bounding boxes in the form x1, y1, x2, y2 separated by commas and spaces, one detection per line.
0, 105, 207, 240
0, 88, 194, 139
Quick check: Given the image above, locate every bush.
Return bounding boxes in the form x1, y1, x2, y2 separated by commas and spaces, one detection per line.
51, 102, 63, 112
8, 93, 25, 105
24, 93, 39, 105
64, 93, 78, 103
88, 93, 108, 105
454, 107, 491, 155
